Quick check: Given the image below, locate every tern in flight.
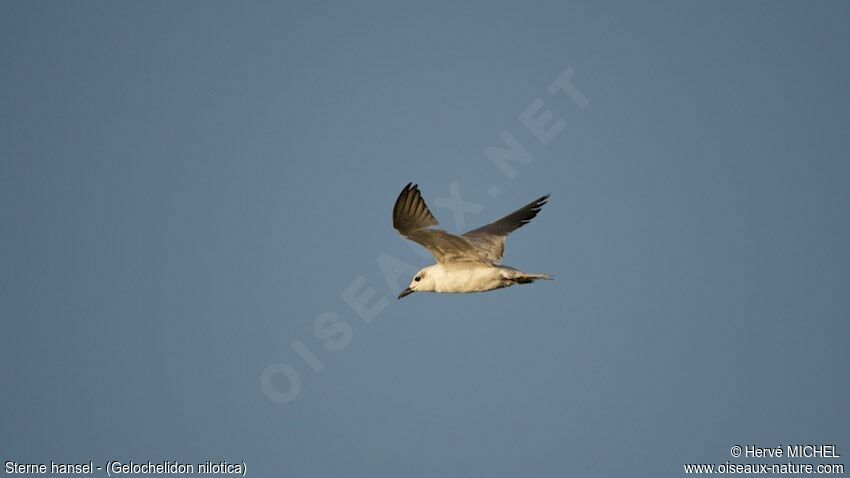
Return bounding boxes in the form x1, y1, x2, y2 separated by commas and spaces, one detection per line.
393, 183, 552, 299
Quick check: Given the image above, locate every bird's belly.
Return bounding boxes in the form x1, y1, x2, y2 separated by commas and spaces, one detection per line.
436, 266, 507, 293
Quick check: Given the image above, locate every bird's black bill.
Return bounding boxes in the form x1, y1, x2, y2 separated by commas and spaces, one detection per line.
397, 288, 414, 299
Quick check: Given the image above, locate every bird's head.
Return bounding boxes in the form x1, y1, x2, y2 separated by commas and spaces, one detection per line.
397, 266, 437, 299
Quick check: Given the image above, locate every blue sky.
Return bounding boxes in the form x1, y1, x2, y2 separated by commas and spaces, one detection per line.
2, 2, 849, 476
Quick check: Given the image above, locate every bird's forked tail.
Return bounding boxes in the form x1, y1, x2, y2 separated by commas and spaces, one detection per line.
512, 272, 553, 284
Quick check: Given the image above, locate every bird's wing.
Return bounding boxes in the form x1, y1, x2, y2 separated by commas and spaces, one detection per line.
393, 183, 483, 264
461, 194, 549, 263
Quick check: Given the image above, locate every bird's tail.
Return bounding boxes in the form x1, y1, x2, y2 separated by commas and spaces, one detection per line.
513, 273, 553, 284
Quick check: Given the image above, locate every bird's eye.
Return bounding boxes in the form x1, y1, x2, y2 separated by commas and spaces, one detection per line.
414, 276, 421, 282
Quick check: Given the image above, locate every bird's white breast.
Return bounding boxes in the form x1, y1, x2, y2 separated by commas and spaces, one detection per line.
432, 263, 509, 293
